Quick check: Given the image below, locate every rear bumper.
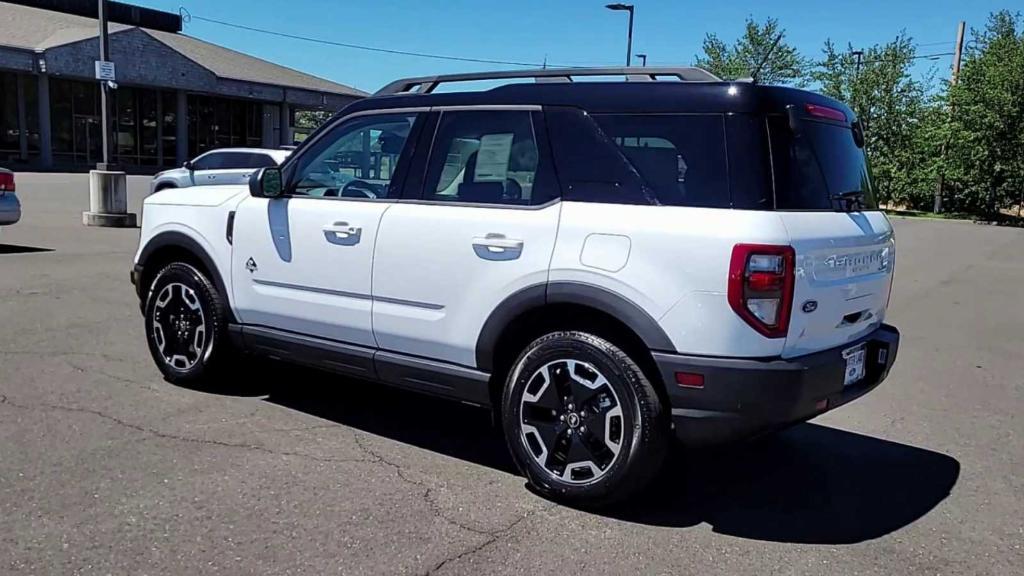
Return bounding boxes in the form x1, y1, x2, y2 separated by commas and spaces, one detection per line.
0, 193, 21, 225
655, 323, 900, 446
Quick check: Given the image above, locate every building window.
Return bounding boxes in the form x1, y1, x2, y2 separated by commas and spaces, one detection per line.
0, 72, 39, 163
187, 95, 263, 159
161, 91, 177, 167
51, 78, 101, 166
1, 73, 20, 159
24, 76, 39, 155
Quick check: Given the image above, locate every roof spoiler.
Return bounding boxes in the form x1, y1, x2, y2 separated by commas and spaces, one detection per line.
374, 67, 722, 96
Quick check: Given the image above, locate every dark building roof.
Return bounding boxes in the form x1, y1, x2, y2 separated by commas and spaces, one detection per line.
0, 1, 367, 98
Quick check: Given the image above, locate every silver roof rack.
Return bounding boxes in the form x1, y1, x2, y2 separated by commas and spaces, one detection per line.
374, 66, 722, 96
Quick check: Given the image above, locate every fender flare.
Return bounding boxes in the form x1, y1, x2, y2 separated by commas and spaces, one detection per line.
137, 231, 234, 320
474, 281, 675, 372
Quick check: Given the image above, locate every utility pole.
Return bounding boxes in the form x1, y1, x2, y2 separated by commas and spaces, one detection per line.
934, 20, 966, 214
98, 0, 112, 170
852, 50, 864, 77
83, 0, 135, 228
951, 21, 966, 86
636, 53, 647, 66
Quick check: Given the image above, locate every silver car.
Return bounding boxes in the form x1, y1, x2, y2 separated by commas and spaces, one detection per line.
150, 148, 291, 194
0, 168, 20, 226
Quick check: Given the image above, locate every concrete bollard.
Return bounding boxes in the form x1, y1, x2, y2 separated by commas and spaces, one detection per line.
83, 170, 137, 227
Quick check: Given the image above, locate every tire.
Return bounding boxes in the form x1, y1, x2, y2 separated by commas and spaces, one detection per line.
143, 262, 231, 386
501, 331, 668, 507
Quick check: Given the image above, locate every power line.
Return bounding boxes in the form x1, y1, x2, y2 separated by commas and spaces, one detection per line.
180, 10, 567, 68
859, 51, 955, 65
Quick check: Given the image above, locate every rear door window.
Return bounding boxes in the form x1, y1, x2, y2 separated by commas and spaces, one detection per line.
593, 114, 730, 207
190, 152, 225, 171
768, 116, 876, 210
421, 110, 556, 206
244, 153, 278, 168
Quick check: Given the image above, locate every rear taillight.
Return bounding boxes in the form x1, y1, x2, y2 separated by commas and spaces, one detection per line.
728, 244, 795, 338
0, 171, 13, 193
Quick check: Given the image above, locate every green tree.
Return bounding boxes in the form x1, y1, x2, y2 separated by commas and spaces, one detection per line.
694, 17, 808, 85
813, 34, 935, 208
943, 11, 1024, 215
294, 109, 333, 130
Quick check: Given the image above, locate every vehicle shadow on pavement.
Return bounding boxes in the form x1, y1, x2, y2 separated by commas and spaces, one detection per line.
228, 361, 960, 544
254, 362, 517, 474
616, 424, 961, 544
0, 244, 53, 254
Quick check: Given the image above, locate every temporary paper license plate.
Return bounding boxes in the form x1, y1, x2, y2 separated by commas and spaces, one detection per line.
843, 344, 867, 386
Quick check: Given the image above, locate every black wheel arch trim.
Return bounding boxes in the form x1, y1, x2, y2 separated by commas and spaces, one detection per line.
136, 231, 236, 322
475, 281, 675, 372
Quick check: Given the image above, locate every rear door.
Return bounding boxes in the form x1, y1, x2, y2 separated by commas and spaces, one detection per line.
204, 152, 261, 186
768, 113, 895, 358
371, 108, 561, 368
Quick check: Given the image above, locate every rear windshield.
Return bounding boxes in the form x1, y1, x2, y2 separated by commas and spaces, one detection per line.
593, 114, 730, 208
768, 116, 876, 210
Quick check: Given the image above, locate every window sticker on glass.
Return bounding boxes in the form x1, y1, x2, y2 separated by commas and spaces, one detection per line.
474, 133, 514, 182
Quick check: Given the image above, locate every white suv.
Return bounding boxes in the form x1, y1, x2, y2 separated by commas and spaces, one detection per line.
131, 68, 900, 506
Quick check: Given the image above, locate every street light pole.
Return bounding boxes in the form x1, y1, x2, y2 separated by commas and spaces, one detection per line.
84, 0, 135, 228
605, 4, 634, 67
98, 0, 112, 169
636, 53, 648, 67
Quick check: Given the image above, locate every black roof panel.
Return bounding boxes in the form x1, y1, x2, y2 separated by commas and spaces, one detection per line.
342, 81, 855, 121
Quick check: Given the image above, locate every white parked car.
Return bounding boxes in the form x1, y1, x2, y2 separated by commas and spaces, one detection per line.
149, 148, 291, 194
131, 68, 900, 507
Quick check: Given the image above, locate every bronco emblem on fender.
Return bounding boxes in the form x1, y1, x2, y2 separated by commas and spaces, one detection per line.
245, 257, 258, 273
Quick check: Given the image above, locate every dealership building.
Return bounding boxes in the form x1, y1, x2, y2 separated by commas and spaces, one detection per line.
0, 0, 366, 172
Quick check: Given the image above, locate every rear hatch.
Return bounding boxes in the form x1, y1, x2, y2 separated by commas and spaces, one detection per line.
767, 108, 895, 359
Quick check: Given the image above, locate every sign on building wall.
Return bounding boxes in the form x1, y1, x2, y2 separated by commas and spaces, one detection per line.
94, 61, 116, 82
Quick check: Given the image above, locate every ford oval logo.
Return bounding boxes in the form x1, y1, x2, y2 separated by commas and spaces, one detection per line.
802, 300, 818, 313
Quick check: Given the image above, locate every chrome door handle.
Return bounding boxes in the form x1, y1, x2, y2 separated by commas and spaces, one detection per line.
323, 221, 362, 246
473, 233, 523, 261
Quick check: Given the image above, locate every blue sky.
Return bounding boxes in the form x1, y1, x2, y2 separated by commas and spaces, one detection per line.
132, 0, 1013, 93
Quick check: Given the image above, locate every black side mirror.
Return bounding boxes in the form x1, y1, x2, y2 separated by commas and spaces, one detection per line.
249, 167, 284, 198
183, 160, 193, 170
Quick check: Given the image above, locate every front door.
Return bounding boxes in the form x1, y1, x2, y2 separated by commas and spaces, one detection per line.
372, 108, 561, 368
230, 112, 423, 346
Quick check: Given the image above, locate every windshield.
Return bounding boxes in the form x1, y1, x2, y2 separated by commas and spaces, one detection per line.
768, 116, 877, 211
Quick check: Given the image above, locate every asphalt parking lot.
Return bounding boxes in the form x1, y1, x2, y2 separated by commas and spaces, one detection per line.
1, 173, 1021, 575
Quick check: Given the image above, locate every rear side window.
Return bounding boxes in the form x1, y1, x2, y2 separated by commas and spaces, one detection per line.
422, 110, 555, 206
593, 114, 730, 207
768, 116, 876, 210
245, 153, 278, 168
190, 152, 224, 171
215, 152, 249, 170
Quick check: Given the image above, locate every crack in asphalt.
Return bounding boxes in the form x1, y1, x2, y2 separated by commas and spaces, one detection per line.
0, 394, 369, 466
424, 504, 552, 576
352, 433, 495, 538
350, 435, 554, 575
0, 390, 549, 574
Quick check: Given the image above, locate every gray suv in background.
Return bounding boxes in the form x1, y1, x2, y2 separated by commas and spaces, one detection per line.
150, 148, 291, 194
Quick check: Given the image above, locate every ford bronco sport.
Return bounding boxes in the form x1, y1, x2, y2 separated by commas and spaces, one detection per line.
131, 67, 900, 506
